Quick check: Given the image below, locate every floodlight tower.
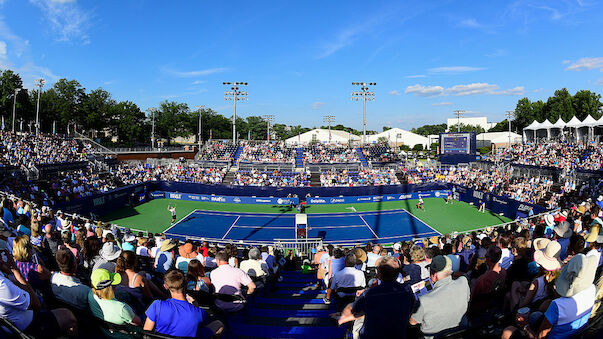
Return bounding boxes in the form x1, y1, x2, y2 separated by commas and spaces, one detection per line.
453, 109, 466, 132
194, 105, 205, 150
505, 110, 515, 147
263, 114, 275, 141
223, 82, 248, 143
351, 82, 376, 145
35, 78, 45, 134
323, 115, 335, 144
11, 88, 21, 133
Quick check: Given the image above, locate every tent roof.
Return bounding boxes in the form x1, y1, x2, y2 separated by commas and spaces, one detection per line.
552, 118, 566, 128
538, 119, 554, 128
523, 120, 542, 130
565, 116, 583, 128
581, 115, 598, 126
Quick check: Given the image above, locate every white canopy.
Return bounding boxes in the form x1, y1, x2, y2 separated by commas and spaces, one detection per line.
598, 116, 603, 126
565, 116, 583, 128
581, 115, 599, 127
538, 119, 554, 129
552, 118, 566, 129
523, 120, 542, 130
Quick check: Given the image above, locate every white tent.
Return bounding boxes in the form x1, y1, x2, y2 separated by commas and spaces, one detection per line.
366, 128, 428, 148
597, 116, 603, 126
565, 116, 583, 128
581, 115, 598, 126
523, 120, 542, 130
552, 118, 566, 129
284, 128, 360, 145
476, 132, 522, 146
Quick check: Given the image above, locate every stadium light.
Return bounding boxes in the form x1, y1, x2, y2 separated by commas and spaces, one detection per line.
453, 109, 466, 132
351, 82, 376, 145
263, 114, 275, 141
11, 88, 21, 133
223, 82, 248, 143
195, 105, 205, 150
35, 78, 45, 135
505, 110, 515, 148
323, 115, 335, 144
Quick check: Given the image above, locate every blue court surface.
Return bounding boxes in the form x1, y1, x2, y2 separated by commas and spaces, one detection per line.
164, 209, 440, 245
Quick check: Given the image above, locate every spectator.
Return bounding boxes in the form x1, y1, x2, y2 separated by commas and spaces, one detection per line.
470, 245, 506, 316
154, 238, 177, 274
324, 253, 366, 304
210, 250, 256, 312
144, 269, 224, 338
94, 240, 121, 272
175, 242, 200, 273
338, 255, 413, 338
553, 221, 573, 261
497, 236, 514, 270
239, 247, 269, 286
51, 248, 90, 310
186, 259, 211, 293
88, 268, 142, 326
365, 245, 382, 267
13, 235, 51, 285
410, 255, 470, 338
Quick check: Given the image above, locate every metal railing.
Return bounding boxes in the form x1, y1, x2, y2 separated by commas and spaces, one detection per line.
274, 238, 323, 259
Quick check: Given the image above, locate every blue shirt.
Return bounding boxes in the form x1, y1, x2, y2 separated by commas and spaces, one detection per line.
557, 238, 570, 261
145, 298, 208, 338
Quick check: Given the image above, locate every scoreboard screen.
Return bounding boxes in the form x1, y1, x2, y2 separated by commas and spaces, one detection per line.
439, 132, 475, 155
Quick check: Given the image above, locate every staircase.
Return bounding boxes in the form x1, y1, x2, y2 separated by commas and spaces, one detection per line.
229, 270, 346, 338
233, 146, 244, 163
356, 147, 369, 167
396, 172, 406, 184
295, 148, 304, 168
222, 167, 237, 185
310, 172, 321, 187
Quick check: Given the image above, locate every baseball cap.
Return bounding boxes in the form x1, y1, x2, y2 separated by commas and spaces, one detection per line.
91, 268, 121, 290
427, 255, 452, 273
393, 243, 401, 251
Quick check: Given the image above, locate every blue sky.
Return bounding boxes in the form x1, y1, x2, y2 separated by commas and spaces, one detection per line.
1, 0, 603, 130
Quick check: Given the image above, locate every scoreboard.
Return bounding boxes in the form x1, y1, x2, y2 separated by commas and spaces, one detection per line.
439, 132, 476, 155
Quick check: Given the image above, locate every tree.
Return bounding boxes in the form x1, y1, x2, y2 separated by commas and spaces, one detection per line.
80, 88, 114, 131
108, 101, 146, 146
0, 69, 33, 128
543, 88, 575, 122
572, 90, 602, 120
153, 101, 191, 145
448, 124, 485, 133
382, 126, 392, 132
410, 123, 447, 136
44, 79, 86, 133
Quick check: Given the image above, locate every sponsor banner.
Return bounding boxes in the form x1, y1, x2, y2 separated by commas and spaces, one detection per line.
150, 191, 165, 199
157, 191, 298, 205
307, 190, 450, 204
138, 193, 146, 203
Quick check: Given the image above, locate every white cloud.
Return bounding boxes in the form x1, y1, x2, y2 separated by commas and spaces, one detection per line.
405, 83, 524, 97
432, 102, 453, 106
562, 60, 571, 64
596, 77, 603, 86
311, 101, 325, 110
565, 57, 603, 71
428, 66, 486, 73
29, 0, 91, 43
405, 74, 426, 78
533, 88, 544, 93
458, 19, 483, 28
485, 49, 507, 58
191, 80, 205, 85
0, 41, 6, 55
405, 84, 445, 97
163, 67, 229, 78
388, 90, 400, 96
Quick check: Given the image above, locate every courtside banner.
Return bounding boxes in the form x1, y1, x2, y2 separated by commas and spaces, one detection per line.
306, 190, 450, 204
155, 191, 298, 205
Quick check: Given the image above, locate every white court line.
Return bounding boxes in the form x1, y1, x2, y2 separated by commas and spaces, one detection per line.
163, 209, 198, 234
400, 208, 443, 236
221, 216, 241, 239
358, 214, 379, 239
230, 225, 291, 229
311, 225, 366, 229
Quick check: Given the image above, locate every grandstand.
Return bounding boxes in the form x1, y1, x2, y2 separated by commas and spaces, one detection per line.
0, 131, 601, 339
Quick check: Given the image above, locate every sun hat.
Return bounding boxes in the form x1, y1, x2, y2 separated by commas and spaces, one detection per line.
100, 242, 121, 261
160, 238, 178, 252
554, 221, 573, 239
534, 241, 562, 271
429, 236, 439, 245
544, 214, 555, 227
352, 247, 367, 264
427, 255, 452, 273
393, 243, 401, 251
123, 234, 136, 243
102, 229, 113, 238
178, 243, 198, 259
91, 268, 121, 290
533, 238, 551, 251
462, 235, 472, 248
560, 210, 568, 219
556, 254, 598, 298
137, 237, 148, 247
577, 205, 587, 214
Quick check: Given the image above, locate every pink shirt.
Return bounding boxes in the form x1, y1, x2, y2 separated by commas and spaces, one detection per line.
210, 264, 252, 312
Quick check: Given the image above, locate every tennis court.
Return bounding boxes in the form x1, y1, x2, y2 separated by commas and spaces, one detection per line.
101, 197, 511, 244
162, 209, 440, 245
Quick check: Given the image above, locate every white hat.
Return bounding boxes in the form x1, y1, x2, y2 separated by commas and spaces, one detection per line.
100, 242, 121, 261
102, 229, 113, 238
123, 234, 136, 243
544, 214, 555, 227
393, 243, 401, 251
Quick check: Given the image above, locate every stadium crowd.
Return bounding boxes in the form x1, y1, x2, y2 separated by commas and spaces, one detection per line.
237, 142, 294, 164
112, 163, 227, 185
303, 145, 359, 164
486, 142, 603, 171
232, 169, 310, 187
0, 132, 88, 169
321, 168, 400, 187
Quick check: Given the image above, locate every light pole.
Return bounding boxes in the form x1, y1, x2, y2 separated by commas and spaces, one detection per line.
223, 82, 248, 143
263, 114, 275, 141
149, 108, 156, 149
11, 88, 21, 133
505, 110, 515, 148
351, 82, 376, 145
453, 109, 466, 132
323, 115, 335, 144
35, 78, 45, 134
194, 105, 205, 150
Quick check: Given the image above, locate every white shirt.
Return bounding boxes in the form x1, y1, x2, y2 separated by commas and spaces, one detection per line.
498, 248, 514, 270
51, 272, 91, 310
0, 274, 33, 330
136, 246, 149, 257
331, 267, 366, 297
240, 259, 269, 278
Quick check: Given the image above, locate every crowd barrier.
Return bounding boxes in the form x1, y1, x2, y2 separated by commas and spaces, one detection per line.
306, 190, 450, 204
151, 191, 298, 205
54, 182, 151, 216
451, 184, 547, 220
